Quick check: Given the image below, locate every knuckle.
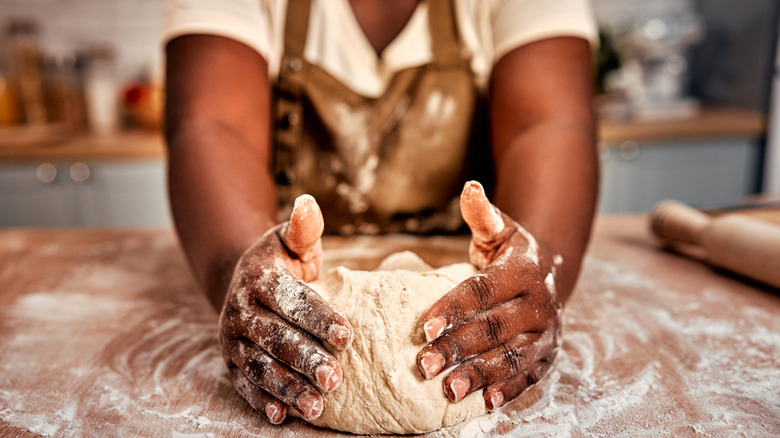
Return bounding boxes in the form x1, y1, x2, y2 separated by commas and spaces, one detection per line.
466, 276, 496, 310
467, 358, 490, 389
268, 326, 324, 370
526, 358, 553, 388
220, 305, 242, 332
483, 314, 506, 344
436, 335, 463, 364
264, 324, 289, 356
526, 367, 544, 386
500, 344, 526, 375
246, 354, 273, 383
229, 366, 251, 394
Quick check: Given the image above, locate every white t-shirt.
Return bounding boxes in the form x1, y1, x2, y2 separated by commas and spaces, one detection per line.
163, 0, 598, 97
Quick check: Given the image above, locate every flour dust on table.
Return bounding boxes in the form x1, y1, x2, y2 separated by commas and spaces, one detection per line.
1, 228, 778, 437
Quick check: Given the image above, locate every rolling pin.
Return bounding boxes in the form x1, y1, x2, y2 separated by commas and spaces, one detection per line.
650, 200, 780, 290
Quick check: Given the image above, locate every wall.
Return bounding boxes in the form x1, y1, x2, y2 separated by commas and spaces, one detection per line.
1, 0, 165, 82
591, 0, 780, 112
689, 0, 779, 112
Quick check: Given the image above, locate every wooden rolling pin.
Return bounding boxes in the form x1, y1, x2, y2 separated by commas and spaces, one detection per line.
650, 200, 780, 289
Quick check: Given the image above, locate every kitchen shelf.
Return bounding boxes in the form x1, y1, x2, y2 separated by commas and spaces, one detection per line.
598, 106, 766, 144
0, 106, 765, 163
0, 129, 165, 163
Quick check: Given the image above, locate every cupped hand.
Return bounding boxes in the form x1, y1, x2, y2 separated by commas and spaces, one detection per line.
219, 195, 354, 424
417, 181, 563, 410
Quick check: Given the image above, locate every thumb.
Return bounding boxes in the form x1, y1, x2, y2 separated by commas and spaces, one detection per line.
281, 194, 324, 263
460, 181, 506, 245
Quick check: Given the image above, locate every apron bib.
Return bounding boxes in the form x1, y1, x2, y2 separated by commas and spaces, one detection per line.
273, 0, 487, 234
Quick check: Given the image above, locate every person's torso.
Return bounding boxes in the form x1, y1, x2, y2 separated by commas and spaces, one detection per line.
272, 0, 491, 235
260, 0, 499, 97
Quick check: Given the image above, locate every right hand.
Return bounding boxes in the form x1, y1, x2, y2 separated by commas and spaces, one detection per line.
219, 195, 354, 424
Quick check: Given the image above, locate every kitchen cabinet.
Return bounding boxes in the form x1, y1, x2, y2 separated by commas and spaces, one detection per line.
0, 160, 170, 228
598, 138, 761, 213
597, 107, 766, 213
0, 131, 170, 228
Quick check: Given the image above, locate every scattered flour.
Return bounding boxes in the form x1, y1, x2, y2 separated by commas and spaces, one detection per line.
428, 255, 780, 437
1, 232, 778, 437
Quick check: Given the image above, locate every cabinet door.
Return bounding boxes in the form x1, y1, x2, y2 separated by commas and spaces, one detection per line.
80, 161, 171, 228
0, 163, 84, 227
598, 139, 761, 213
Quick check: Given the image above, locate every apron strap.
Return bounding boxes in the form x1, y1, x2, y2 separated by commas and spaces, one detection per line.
282, 0, 311, 61
274, 0, 312, 188
428, 0, 465, 65
282, 0, 464, 74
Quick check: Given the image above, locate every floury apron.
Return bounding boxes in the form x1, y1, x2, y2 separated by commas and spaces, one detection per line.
273, 0, 489, 234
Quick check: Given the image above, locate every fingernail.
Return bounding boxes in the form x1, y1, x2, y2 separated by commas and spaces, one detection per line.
464, 180, 484, 195
328, 324, 353, 350
489, 392, 504, 410
293, 194, 316, 210
316, 365, 341, 392
423, 317, 446, 342
449, 377, 470, 402
266, 404, 283, 424
419, 351, 445, 379
298, 394, 323, 420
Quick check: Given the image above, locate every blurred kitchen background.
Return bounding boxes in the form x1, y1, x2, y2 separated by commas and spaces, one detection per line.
0, 0, 778, 228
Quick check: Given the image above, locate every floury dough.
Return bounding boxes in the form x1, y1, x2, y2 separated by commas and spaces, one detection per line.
305, 251, 487, 434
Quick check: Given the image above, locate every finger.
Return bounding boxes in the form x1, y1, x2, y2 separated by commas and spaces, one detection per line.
232, 339, 325, 420
483, 358, 554, 410
417, 296, 553, 379
460, 181, 544, 271
223, 300, 343, 392
421, 262, 539, 344
247, 268, 354, 350
280, 194, 324, 263
460, 181, 508, 247
441, 329, 555, 403
229, 365, 288, 424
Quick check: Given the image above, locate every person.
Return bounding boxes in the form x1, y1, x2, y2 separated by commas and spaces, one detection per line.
163, 0, 599, 425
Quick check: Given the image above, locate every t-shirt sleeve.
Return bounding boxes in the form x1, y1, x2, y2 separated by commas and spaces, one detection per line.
491, 0, 599, 60
163, 0, 275, 62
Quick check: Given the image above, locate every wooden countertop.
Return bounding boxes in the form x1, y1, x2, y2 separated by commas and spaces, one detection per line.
0, 106, 766, 163
0, 129, 165, 163
1, 216, 778, 437
598, 106, 766, 144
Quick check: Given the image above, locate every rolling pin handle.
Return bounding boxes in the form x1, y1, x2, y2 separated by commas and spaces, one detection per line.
650, 200, 711, 246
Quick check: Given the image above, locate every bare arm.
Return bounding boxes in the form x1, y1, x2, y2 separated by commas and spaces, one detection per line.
165, 35, 278, 308
489, 36, 598, 303
165, 35, 353, 424
417, 36, 597, 408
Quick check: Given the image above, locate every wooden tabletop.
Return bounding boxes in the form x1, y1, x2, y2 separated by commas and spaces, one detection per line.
0, 216, 778, 437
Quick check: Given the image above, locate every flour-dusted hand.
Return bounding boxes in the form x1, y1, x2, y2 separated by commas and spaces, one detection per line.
219, 195, 354, 424
417, 181, 563, 410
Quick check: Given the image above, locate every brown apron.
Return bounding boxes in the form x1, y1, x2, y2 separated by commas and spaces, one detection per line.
273, 0, 489, 235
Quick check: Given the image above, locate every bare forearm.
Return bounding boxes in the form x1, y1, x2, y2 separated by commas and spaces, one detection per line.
493, 118, 598, 302
167, 119, 277, 309
165, 35, 277, 309
488, 37, 597, 303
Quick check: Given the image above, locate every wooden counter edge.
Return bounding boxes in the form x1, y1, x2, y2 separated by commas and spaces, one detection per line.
598, 106, 766, 144
0, 130, 166, 163
0, 106, 767, 163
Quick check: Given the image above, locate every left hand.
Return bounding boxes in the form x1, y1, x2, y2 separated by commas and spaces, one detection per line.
417, 181, 564, 410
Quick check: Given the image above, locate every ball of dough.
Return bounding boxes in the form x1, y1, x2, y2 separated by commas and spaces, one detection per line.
305, 251, 487, 434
